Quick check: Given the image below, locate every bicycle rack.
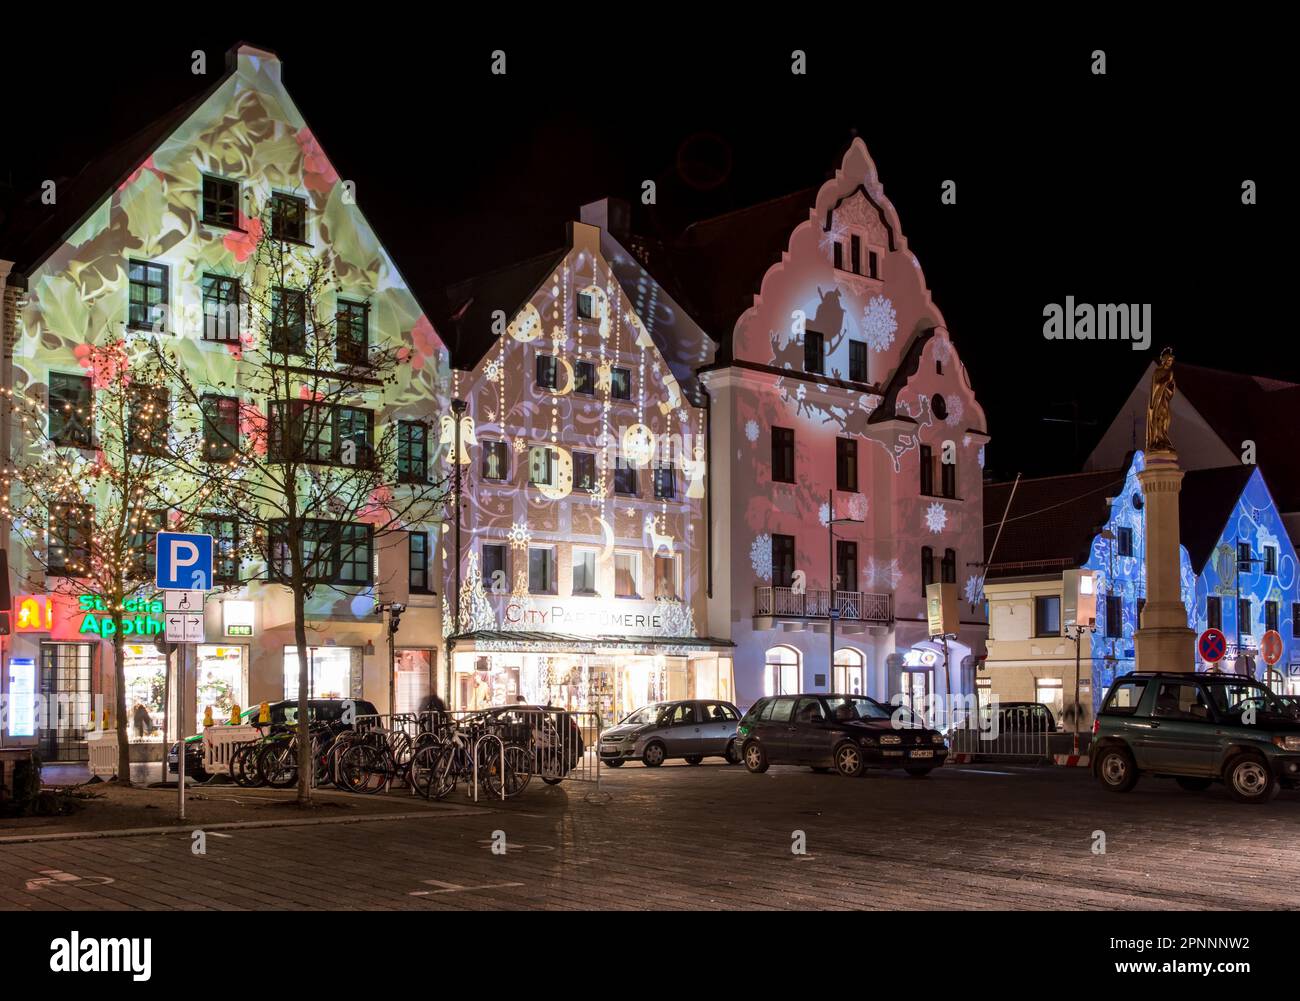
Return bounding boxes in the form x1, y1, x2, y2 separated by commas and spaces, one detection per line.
471, 733, 507, 803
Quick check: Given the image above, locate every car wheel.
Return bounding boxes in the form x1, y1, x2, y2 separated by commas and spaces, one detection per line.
724, 740, 741, 765
834, 742, 864, 778
1224, 753, 1279, 804
642, 741, 667, 768
904, 767, 933, 778
1095, 746, 1138, 793
743, 741, 769, 773
603, 759, 624, 768
542, 777, 564, 785
684, 755, 704, 766
1175, 776, 1213, 792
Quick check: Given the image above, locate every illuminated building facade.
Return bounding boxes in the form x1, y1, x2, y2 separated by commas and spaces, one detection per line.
0, 45, 449, 761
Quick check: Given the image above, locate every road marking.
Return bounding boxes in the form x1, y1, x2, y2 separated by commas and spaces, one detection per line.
410, 879, 524, 896
25, 869, 115, 892
476, 839, 554, 853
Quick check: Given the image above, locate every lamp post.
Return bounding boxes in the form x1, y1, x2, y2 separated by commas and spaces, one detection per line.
1066, 620, 1096, 754
1234, 538, 1262, 678
451, 398, 467, 632
826, 490, 863, 689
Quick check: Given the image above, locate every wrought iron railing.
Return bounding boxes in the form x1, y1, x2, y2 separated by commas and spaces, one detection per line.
754, 586, 891, 624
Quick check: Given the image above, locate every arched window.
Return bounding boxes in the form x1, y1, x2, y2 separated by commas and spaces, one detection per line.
764, 646, 800, 696
833, 647, 865, 695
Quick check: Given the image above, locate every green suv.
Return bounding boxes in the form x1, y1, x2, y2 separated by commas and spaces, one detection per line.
1090, 671, 1300, 804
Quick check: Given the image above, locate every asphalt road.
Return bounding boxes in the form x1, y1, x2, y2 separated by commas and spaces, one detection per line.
3, 761, 1298, 910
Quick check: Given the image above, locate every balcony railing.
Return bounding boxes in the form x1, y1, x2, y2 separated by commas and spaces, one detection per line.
754, 586, 892, 624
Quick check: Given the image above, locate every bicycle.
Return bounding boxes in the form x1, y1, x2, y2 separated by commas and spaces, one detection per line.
410, 717, 531, 801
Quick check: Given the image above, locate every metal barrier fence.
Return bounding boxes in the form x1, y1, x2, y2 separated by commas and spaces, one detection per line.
202, 724, 262, 777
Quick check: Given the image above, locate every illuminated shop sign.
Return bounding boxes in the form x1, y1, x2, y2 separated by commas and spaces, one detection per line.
500, 597, 695, 638
11, 593, 164, 638
223, 600, 255, 637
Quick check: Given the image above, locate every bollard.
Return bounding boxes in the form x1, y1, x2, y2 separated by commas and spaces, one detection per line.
203, 705, 214, 728
259, 701, 270, 724
229, 703, 241, 726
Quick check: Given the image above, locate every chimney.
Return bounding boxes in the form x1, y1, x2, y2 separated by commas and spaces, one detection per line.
232, 43, 283, 84
579, 197, 631, 240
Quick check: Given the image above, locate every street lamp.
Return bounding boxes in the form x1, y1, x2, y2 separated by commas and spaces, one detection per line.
1235, 539, 1262, 678
826, 489, 863, 689
450, 398, 467, 632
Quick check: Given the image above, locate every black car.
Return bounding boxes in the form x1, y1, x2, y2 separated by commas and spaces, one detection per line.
167, 698, 380, 782
737, 693, 948, 777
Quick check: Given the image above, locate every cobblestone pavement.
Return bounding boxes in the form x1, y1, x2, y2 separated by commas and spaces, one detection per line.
3, 762, 1298, 910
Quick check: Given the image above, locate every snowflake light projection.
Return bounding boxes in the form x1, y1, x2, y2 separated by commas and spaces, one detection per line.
507, 522, 531, 549
751, 533, 773, 581
485, 359, 501, 382
862, 295, 898, 352
745, 419, 760, 444
943, 395, 964, 427
864, 557, 903, 590
818, 503, 830, 527
964, 574, 985, 607
932, 336, 953, 365
924, 502, 948, 534
977, 445, 986, 469
847, 493, 868, 522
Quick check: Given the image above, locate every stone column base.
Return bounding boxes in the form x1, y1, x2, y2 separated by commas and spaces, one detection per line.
1134, 625, 1196, 672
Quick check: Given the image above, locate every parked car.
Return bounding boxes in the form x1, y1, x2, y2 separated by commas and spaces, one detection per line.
167, 698, 379, 782
737, 694, 948, 777
598, 700, 742, 767
941, 701, 1060, 739
479, 704, 585, 783
1090, 671, 1300, 804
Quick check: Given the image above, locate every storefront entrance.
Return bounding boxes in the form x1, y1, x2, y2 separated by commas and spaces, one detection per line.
38, 643, 94, 761
394, 648, 435, 714
282, 646, 360, 701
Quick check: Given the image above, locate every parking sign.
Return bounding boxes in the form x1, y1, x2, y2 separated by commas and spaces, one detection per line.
156, 532, 214, 591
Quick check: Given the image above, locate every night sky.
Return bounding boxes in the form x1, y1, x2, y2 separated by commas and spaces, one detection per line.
0, 27, 1284, 483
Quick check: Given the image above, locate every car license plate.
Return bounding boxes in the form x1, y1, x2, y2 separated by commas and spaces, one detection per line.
601, 744, 618, 754
909, 750, 934, 759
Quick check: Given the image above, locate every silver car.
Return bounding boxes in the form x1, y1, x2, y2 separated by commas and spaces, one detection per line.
599, 700, 742, 767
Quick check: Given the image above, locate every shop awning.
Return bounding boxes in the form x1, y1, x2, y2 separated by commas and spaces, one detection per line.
448, 631, 735, 656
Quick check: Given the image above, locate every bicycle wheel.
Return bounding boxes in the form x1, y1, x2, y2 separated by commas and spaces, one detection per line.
499, 745, 533, 798
311, 735, 334, 788
230, 744, 253, 787
337, 743, 387, 794
260, 738, 298, 789
413, 744, 457, 800
476, 742, 530, 799
389, 730, 414, 768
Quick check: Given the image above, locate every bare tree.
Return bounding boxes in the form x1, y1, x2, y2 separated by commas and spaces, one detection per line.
2, 334, 212, 784
150, 218, 447, 805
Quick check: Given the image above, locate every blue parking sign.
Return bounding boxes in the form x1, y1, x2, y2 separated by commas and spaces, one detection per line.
156, 532, 214, 591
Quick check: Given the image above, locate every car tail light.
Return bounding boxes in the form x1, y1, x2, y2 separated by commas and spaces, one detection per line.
1091, 718, 1100, 735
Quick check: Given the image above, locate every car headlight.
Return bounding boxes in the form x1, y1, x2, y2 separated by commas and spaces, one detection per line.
932, 733, 946, 745
1272, 735, 1300, 751
880, 734, 902, 745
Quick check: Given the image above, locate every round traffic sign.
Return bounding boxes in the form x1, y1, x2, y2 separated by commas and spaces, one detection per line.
1198, 627, 1227, 663
1261, 629, 1284, 666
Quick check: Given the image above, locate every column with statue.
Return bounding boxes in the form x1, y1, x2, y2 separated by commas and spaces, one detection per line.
1134, 348, 1196, 670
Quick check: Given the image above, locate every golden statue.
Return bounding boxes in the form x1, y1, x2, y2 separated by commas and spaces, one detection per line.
1146, 347, 1176, 453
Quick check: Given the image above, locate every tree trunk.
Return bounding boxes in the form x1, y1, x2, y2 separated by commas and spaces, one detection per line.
293, 584, 312, 805
112, 617, 132, 787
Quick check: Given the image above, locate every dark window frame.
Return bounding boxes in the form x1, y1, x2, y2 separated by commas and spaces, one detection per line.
610, 367, 631, 400
201, 393, 239, 462
653, 464, 675, 499
201, 273, 242, 343
408, 531, 431, 594
128, 259, 169, 331
335, 299, 370, 366
804, 329, 825, 375
203, 514, 240, 584
48, 502, 93, 577
836, 437, 857, 492
528, 546, 557, 595
270, 518, 374, 586
201, 174, 240, 229
269, 192, 307, 243
268, 400, 375, 468
849, 340, 867, 382
482, 440, 509, 481
772, 534, 796, 589
771, 427, 795, 484
48, 372, 93, 448
270, 286, 307, 355
127, 384, 169, 456
535, 354, 558, 390
1035, 595, 1061, 637
396, 420, 429, 484
573, 451, 597, 492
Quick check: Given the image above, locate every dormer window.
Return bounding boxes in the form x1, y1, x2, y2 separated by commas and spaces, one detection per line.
577, 291, 595, 319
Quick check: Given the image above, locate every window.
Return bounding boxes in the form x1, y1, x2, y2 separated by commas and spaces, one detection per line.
1117, 527, 1134, 558
919, 445, 934, 495
764, 648, 799, 697
849, 340, 867, 382
528, 547, 556, 594
482, 440, 509, 481
127, 384, 168, 455
270, 192, 306, 242
772, 534, 796, 589
201, 394, 239, 462
1207, 595, 1222, 631
655, 555, 678, 599
941, 548, 957, 584
572, 549, 597, 595
921, 546, 934, 592
771, 427, 795, 483
1238, 598, 1252, 635
835, 541, 857, 593
202, 175, 240, 229
940, 454, 957, 499
483, 544, 507, 594
48, 503, 92, 577
129, 509, 166, 578
615, 553, 640, 597
48, 372, 92, 447
1237, 542, 1253, 572
269, 401, 373, 467
1102, 679, 1147, 716
575, 360, 595, 395
1265, 545, 1278, 575
868, 251, 879, 279
128, 260, 168, 331
1104, 594, 1123, 639
795, 696, 826, 722
204, 515, 239, 584
850, 234, 862, 275
408, 532, 430, 594
804, 330, 824, 374
653, 464, 675, 499
397, 421, 428, 483
270, 287, 306, 355
1265, 600, 1279, 634
1152, 683, 1210, 722
201, 274, 241, 342
1035, 678, 1064, 719
573, 451, 596, 492
611, 367, 631, 400
536, 354, 557, 390
613, 461, 637, 496
576, 291, 595, 319
529, 446, 555, 486
1293, 603, 1300, 638
335, 300, 369, 365
836, 437, 857, 492
270, 519, 373, 586
1035, 595, 1061, 636
335, 407, 374, 468
833, 242, 843, 270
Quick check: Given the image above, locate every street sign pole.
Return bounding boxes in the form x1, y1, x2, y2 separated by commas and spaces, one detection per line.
177, 641, 185, 820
